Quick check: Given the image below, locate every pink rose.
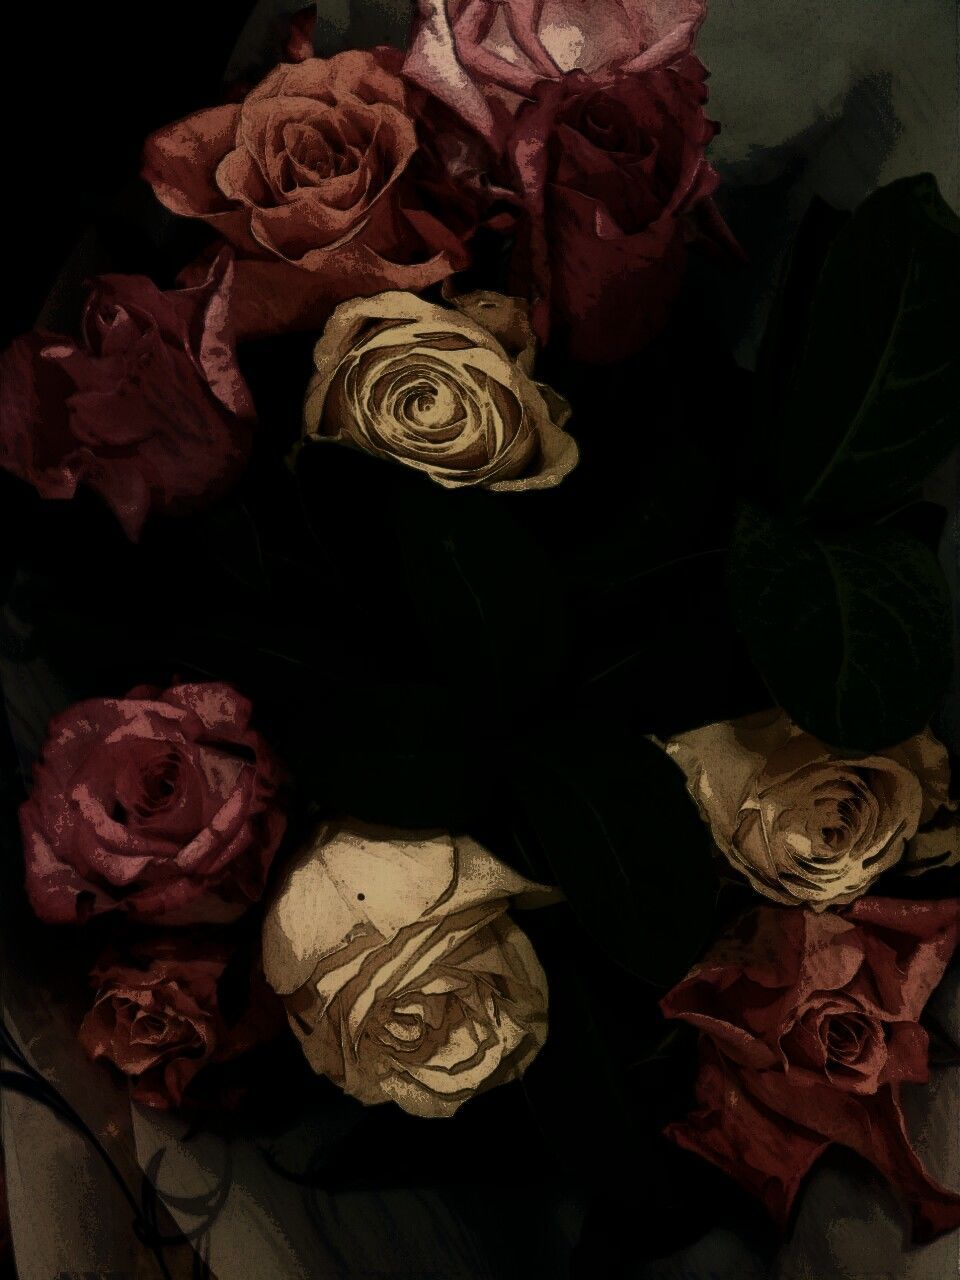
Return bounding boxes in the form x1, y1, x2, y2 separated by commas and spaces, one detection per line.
79, 937, 285, 1109
0, 251, 254, 541
404, 0, 707, 144
508, 58, 724, 361
21, 683, 286, 925
662, 898, 960, 1242
143, 49, 476, 340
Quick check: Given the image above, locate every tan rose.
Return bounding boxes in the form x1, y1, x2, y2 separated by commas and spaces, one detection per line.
665, 709, 956, 909
301, 290, 578, 490
262, 821, 553, 1117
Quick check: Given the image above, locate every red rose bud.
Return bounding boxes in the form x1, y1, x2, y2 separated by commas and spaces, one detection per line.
0, 250, 254, 541
661, 898, 960, 1242
79, 936, 286, 1109
21, 683, 287, 925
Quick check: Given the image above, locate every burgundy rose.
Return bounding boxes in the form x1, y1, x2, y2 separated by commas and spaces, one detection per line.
79, 937, 285, 1109
404, 0, 707, 144
0, 251, 254, 541
142, 49, 476, 340
505, 57, 727, 362
661, 898, 960, 1242
21, 683, 286, 925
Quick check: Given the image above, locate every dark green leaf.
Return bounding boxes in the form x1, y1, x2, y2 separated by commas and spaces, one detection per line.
393, 484, 570, 714
728, 503, 953, 750
512, 720, 718, 986
777, 174, 960, 512
755, 194, 851, 430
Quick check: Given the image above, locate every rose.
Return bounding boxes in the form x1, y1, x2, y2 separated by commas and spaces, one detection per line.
661, 898, 960, 1241
79, 937, 285, 1109
262, 821, 553, 1117
0, 251, 254, 541
142, 50, 475, 341
21, 682, 286, 925
301, 288, 578, 490
665, 710, 956, 908
404, 0, 707, 145
506, 58, 724, 362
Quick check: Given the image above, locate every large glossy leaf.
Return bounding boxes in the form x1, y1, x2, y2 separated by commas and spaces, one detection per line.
776, 175, 960, 513
512, 720, 718, 986
728, 503, 953, 750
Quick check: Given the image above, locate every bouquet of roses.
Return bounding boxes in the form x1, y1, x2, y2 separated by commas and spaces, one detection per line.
1, 0, 958, 1271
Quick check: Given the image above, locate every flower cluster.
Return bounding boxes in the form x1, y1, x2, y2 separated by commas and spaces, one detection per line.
2, 1, 958, 1256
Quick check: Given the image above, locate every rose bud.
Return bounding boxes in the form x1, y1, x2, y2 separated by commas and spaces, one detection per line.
262, 821, 555, 1118
79, 937, 286, 1110
665, 709, 957, 908
301, 289, 578, 491
21, 682, 286, 925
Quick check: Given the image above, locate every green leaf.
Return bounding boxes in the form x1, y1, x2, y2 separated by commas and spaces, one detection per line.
393, 484, 570, 714
728, 503, 953, 750
512, 720, 718, 986
776, 174, 960, 513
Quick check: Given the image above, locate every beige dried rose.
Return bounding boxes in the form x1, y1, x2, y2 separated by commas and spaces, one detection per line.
262, 821, 553, 1117
665, 709, 957, 909
301, 289, 578, 490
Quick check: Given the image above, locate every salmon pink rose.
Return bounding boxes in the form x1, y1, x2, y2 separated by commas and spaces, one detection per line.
662, 898, 960, 1242
0, 251, 254, 541
143, 49, 476, 339
21, 683, 286, 925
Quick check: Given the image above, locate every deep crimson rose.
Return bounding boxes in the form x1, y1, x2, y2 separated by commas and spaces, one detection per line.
0, 251, 254, 541
142, 49, 475, 340
21, 683, 286, 926
661, 898, 960, 1242
507, 57, 726, 362
405, 0, 707, 144
79, 937, 285, 1109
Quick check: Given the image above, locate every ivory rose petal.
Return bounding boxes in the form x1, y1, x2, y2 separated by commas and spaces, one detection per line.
263, 821, 554, 1117
301, 290, 578, 491
665, 709, 954, 908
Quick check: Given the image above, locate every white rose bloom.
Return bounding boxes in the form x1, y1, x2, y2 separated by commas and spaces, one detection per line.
262, 821, 554, 1117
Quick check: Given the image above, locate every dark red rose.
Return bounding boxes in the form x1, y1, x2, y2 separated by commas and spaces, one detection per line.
79, 937, 285, 1109
0, 251, 254, 541
661, 898, 960, 1242
507, 57, 726, 362
142, 49, 476, 340
21, 683, 286, 925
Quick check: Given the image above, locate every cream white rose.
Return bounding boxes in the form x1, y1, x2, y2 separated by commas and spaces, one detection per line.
262, 821, 553, 1117
665, 709, 956, 909
301, 289, 578, 490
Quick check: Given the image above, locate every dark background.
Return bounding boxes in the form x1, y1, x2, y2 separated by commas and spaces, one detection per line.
2, 2, 258, 347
